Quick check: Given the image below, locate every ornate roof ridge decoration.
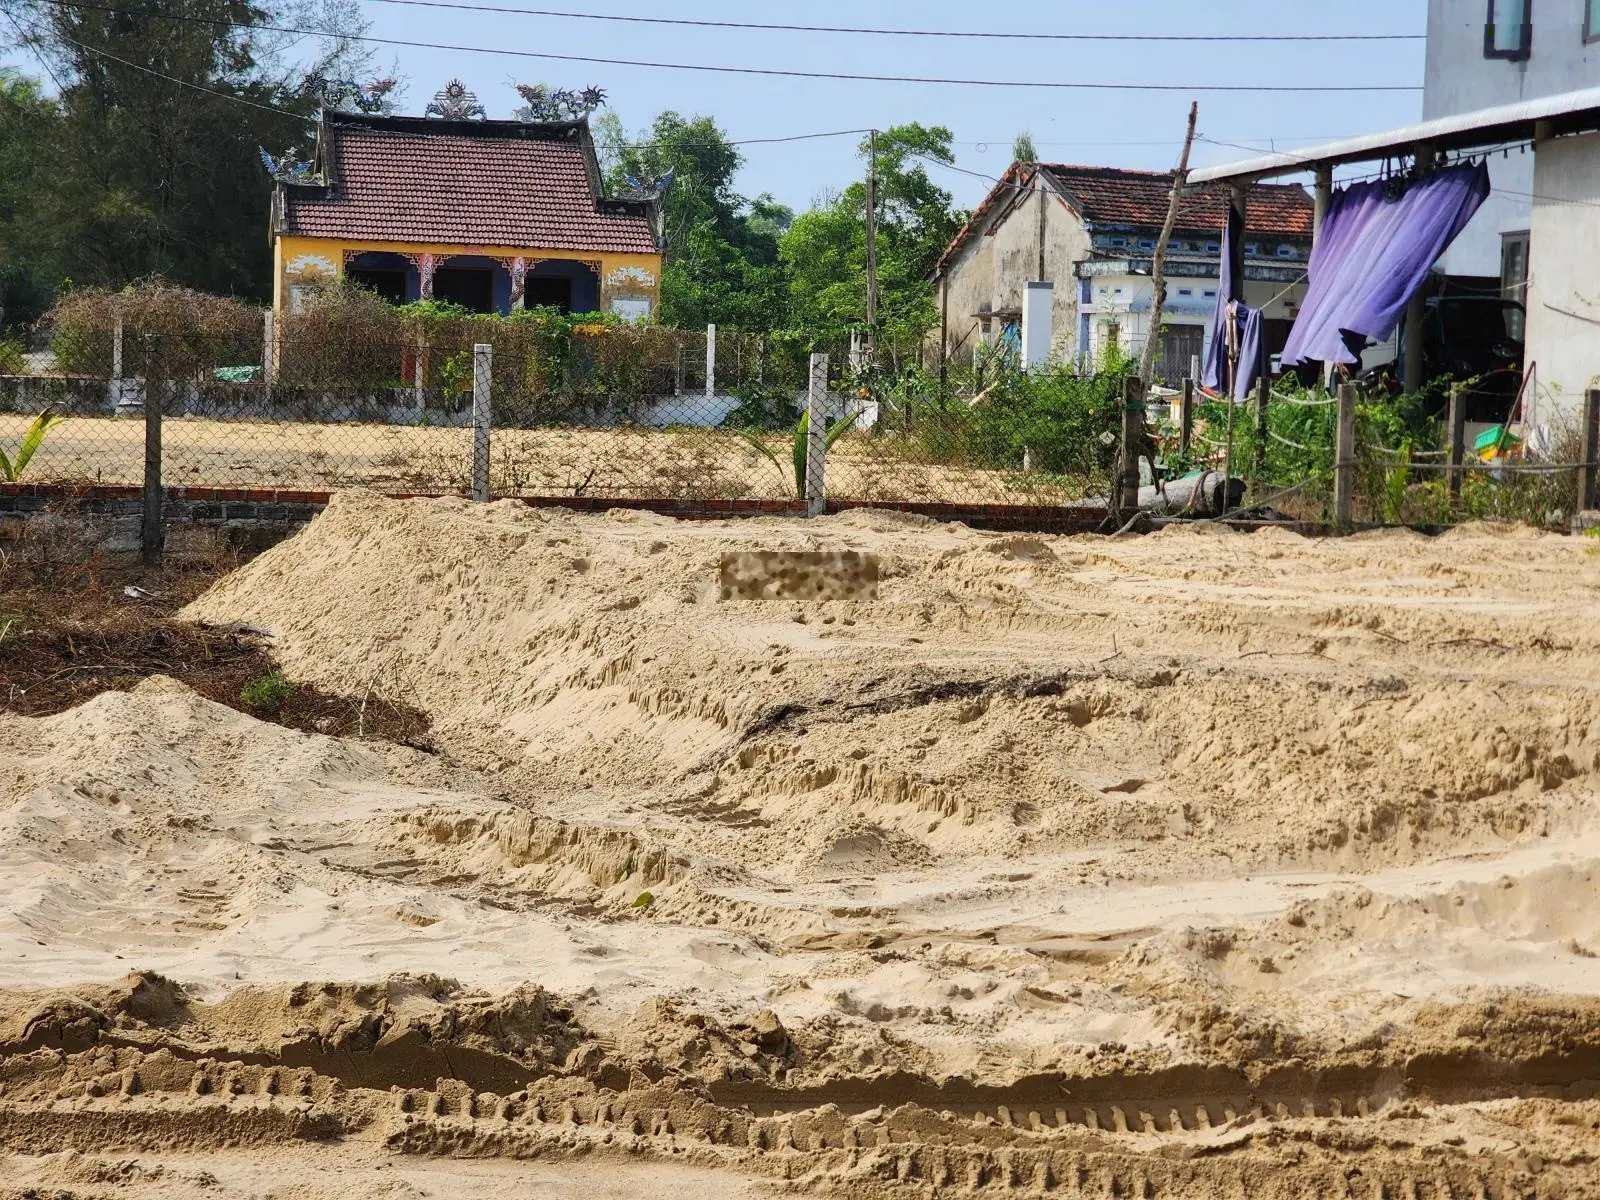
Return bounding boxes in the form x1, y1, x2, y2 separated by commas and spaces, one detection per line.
260, 146, 314, 183
304, 73, 398, 115
621, 167, 675, 202
426, 79, 487, 120
512, 83, 606, 123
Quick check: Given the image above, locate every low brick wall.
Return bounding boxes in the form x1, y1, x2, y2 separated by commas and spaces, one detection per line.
0, 483, 1113, 562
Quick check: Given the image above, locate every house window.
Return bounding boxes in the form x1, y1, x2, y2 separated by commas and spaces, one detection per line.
1137, 238, 1156, 250
1501, 230, 1529, 339
1108, 236, 1128, 248
1178, 288, 1193, 296
1245, 243, 1260, 256
1203, 289, 1218, 298
1205, 241, 1220, 253
1276, 245, 1297, 259
1485, 0, 1532, 59
1587, 0, 1599, 41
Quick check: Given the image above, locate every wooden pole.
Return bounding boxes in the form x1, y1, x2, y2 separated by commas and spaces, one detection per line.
865, 130, 878, 356
1447, 383, 1467, 503
1253, 374, 1269, 478
1138, 102, 1199, 388
1179, 377, 1194, 462
141, 334, 163, 565
1313, 165, 1332, 244
1334, 381, 1358, 530
1579, 387, 1600, 514
1116, 374, 1146, 524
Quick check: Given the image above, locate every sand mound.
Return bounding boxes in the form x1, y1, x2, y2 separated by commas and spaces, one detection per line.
5, 492, 1600, 1195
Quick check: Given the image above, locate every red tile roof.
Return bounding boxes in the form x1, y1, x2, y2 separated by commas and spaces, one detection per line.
935, 163, 1313, 275
1041, 165, 1314, 237
282, 115, 658, 255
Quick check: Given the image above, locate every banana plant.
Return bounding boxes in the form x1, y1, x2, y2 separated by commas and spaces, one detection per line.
0, 410, 63, 482
740, 409, 860, 500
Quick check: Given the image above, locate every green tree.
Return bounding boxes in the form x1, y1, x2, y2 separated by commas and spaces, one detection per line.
3, 0, 373, 304
780, 124, 966, 358
607, 110, 792, 329
0, 69, 62, 326
1012, 131, 1037, 163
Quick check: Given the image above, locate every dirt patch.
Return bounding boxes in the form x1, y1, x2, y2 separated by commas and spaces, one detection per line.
0, 555, 431, 747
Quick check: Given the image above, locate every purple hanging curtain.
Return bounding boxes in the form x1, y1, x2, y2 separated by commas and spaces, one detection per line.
1201, 205, 1245, 391
1201, 205, 1267, 400
1280, 161, 1490, 367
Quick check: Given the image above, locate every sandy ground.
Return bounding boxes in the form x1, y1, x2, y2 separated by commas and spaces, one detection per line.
4, 492, 1600, 1196
1, 412, 1086, 504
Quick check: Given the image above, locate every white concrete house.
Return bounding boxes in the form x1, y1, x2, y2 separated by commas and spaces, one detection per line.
929, 165, 1313, 383
1427, 0, 1600, 288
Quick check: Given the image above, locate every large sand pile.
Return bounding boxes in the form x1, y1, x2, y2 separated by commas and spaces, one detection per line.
4, 490, 1600, 1196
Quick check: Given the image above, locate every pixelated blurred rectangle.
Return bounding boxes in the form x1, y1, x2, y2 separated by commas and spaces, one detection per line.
718, 551, 879, 601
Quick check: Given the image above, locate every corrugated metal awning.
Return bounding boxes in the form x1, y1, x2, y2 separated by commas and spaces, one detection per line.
1190, 86, 1600, 184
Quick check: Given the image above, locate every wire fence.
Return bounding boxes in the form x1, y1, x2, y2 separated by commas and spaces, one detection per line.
1156, 379, 1599, 529
0, 312, 1125, 511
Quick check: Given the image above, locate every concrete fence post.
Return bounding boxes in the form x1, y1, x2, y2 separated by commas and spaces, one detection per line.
112, 315, 123, 380
1579, 387, 1600, 516
413, 329, 426, 415
262, 308, 276, 405
471, 343, 492, 503
705, 323, 716, 403
805, 352, 828, 517
142, 334, 164, 564
1447, 384, 1467, 504
1333, 382, 1358, 531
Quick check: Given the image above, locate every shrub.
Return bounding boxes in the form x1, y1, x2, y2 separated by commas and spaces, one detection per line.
240, 672, 295, 714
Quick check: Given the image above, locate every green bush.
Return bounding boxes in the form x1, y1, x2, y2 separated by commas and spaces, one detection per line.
239, 672, 295, 714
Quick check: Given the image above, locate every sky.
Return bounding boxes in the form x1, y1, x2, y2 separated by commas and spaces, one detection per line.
351, 0, 1429, 212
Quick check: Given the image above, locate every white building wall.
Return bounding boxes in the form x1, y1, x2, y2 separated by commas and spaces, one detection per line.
1425, 0, 1600, 276
1523, 131, 1600, 432
1081, 274, 1308, 375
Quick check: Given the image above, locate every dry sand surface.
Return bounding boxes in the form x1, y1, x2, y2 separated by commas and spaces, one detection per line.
3, 412, 1079, 504
5, 491, 1600, 1197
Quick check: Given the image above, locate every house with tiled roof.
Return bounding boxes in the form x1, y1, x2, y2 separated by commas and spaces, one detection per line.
268, 107, 664, 320
930, 163, 1314, 382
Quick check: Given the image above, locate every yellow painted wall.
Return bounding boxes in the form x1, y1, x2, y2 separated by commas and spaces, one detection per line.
274, 234, 663, 317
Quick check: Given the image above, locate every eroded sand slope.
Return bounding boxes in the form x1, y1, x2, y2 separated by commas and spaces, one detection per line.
4, 491, 1600, 1197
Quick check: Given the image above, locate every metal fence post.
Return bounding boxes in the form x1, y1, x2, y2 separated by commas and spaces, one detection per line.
805, 352, 828, 516
1333, 381, 1358, 530
1253, 375, 1269, 478
1579, 387, 1600, 515
142, 334, 163, 564
1116, 374, 1145, 525
1447, 383, 1466, 503
1179, 377, 1194, 462
471, 342, 492, 502
705, 323, 716, 403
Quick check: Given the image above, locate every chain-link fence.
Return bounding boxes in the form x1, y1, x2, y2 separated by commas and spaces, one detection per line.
0, 304, 1124, 511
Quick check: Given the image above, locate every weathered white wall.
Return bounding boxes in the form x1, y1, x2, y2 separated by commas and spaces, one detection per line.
1426, 0, 1600, 276
937, 181, 1091, 364
1082, 275, 1308, 374
1523, 131, 1600, 433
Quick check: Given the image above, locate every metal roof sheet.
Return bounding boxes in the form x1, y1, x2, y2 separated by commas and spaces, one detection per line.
1190, 86, 1600, 184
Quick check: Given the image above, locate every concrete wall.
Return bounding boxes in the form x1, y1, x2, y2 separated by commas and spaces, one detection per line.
1080, 274, 1308, 374
1523, 130, 1600, 433
1426, 0, 1600, 275
937, 181, 1091, 364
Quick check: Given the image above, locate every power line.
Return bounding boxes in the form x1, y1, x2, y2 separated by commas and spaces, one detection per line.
361, 0, 1427, 44
30, 1, 1425, 93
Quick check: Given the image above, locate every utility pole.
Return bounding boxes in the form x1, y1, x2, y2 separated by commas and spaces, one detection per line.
865, 129, 879, 357
1139, 102, 1199, 388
